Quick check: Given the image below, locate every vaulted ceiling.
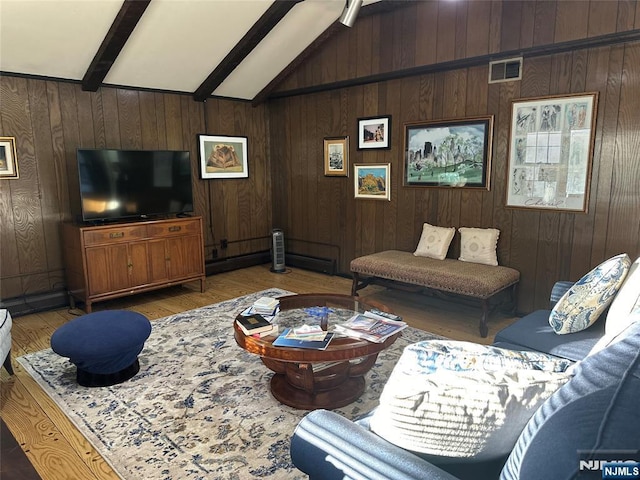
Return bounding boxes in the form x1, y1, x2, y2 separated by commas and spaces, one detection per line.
0, 0, 398, 104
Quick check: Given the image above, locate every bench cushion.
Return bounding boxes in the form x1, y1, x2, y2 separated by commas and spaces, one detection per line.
350, 250, 519, 299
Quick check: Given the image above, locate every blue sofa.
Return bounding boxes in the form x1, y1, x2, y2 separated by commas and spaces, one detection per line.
290, 272, 640, 479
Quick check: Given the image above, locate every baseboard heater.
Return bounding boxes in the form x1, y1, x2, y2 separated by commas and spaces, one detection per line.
1, 290, 69, 317
205, 251, 271, 275
285, 253, 336, 275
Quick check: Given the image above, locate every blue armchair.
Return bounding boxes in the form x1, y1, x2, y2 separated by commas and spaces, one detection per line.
290, 321, 640, 480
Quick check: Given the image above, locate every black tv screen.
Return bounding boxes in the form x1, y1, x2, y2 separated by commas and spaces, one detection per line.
77, 149, 194, 222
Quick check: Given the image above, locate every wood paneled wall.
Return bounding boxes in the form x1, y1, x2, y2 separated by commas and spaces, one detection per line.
0, 78, 271, 302
270, 0, 640, 312
277, 0, 640, 91
1, 0, 639, 314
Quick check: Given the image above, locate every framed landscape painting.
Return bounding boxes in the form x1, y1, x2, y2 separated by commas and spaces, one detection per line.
198, 134, 248, 179
354, 163, 391, 201
505, 92, 598, 212
403, 116, 493, 189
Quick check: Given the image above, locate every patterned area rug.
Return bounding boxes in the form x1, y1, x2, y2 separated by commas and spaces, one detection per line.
18, 289, 444, 479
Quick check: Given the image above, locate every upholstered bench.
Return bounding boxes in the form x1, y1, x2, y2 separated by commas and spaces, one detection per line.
350, 250, 520, 337
51, 310, 152, 387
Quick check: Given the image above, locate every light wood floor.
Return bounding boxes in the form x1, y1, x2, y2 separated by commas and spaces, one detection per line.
0, 265, 518, 480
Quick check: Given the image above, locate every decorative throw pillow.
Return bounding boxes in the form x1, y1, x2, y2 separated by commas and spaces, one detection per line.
549, 253, 631, 335
587, 308, 640, 356
369, 341, 572, 462
603, 256, 640, 336
413, 223, 455, 260
458, 227, 500, 266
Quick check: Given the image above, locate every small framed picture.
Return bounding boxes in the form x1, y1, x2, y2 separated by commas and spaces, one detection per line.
354, 163, 391, 201
324, 136, 349, 176
198, 134, 248, 179
357, 115, 391, 150
0, 137, 19, 179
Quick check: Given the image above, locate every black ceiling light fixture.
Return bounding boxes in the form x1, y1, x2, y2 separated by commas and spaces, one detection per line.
338, 0, 363, 27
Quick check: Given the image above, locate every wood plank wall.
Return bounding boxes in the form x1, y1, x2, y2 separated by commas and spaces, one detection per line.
1, 0, 639, 314
270, 0, 640, 312
0, 79, 271, 302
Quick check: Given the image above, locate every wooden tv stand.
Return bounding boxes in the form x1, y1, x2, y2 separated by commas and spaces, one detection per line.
61, 216, 206, 313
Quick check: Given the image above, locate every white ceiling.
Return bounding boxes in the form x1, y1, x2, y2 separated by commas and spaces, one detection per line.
0, 0, 377, 101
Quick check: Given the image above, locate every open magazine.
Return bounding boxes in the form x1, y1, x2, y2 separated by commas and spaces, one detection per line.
334, 312, 407, 343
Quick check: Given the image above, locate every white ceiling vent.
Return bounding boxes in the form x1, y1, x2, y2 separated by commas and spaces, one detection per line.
488, 57, 523, 84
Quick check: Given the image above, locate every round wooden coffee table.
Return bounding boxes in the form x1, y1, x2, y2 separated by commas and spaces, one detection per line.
233, 293, 402, 410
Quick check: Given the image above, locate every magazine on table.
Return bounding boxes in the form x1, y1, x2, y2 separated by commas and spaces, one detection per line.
272, 328, 334, 350
334, 313, 407, 343
362, 308, 403, 323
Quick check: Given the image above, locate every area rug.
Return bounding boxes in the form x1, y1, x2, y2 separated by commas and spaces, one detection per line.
18, 289, 445, 480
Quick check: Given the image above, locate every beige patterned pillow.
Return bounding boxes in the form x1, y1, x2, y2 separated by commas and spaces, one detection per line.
413, 223, 455, 260
458, 227, 500, 266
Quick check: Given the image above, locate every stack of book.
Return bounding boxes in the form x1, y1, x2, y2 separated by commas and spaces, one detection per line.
334, 310, 407, 343
251, 296, 280, 316
235, 313, 278, 338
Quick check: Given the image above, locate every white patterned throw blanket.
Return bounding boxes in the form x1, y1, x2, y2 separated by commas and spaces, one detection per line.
18, 289, 444, 480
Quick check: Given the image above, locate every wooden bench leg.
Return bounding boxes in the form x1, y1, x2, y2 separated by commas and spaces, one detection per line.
351, 273, 359, 296
510, 283, 518, 314
480, 300, 490, 338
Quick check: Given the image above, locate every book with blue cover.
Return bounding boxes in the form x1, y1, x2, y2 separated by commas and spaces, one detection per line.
272, 328, 334, 350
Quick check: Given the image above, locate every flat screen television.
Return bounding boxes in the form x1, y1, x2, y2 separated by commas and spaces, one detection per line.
77, 148, 194, 223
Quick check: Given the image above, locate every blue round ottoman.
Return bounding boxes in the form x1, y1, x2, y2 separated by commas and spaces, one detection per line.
51, 310, 152, 387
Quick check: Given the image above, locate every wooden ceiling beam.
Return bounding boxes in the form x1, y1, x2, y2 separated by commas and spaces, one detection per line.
252, 0, 412, 106
193, 0, 304, 102
82, 0, 152, 92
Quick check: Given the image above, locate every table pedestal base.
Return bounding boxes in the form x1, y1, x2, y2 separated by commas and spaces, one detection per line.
270, 374, 365, 410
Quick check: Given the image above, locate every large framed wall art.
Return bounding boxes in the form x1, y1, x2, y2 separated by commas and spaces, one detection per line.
403, 116, 493, 189
505, 92, 598, 212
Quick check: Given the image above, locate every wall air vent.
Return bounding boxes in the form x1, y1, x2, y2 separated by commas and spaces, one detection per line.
488, 57, 523, 84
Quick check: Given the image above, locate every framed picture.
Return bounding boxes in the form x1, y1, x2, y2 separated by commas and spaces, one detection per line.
354, 163, 391, 201
403, 116, 493, 189
506, 92, 598, 212
324, 136, 349, 176
0, 137, 19, 179
198, 134, 248, 179
357, 115, 391, 150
